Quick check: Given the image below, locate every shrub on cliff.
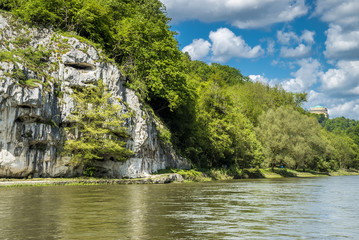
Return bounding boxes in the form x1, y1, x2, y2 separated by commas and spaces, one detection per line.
64, 80, 133, 166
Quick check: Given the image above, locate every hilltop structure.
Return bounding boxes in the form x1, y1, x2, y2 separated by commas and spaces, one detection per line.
309, 105, 329, 118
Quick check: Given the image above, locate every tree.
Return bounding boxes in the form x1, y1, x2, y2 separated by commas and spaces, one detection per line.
64, 80, 133, 167
329, 132, 358, 169
227, 82, 305, 126
256, 106, 324, 171
1, 0, 191, 112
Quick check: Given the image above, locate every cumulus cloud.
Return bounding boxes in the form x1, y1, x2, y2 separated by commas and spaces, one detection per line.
303, 60, 359, 119
182, 39, 211, 60
315, 0, 359, 26
329, 101, 359, 120
209, 28, 264, 62
249, 59, 322, 93
181, 28, 264, 62
277, 30, 315, 45
300, 30, 315, 44
320, 60, 359, 96
306, 90, 359, 119
277, 31, 299, 45
308, 0, 359, 119
249, 58, 359, 119
281, 58, 322, 92
324, 24, 359, 60
280, 44, 311, 58
251, 58, 359, 119
161, 0, 308, 29
249, 75, 270, 84
277, 30, 315, 58
314, 0, 359, 60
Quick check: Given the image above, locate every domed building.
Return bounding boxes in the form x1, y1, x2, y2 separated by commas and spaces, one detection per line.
309, 105, 329, 118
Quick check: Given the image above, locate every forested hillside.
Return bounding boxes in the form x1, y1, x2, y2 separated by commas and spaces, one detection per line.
1, 0, 358, 173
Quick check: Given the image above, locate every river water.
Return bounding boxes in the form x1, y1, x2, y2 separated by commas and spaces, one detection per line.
0, 176, 358, 239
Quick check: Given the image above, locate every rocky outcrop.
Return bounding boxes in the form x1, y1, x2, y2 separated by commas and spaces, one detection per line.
0, 12, 189, 178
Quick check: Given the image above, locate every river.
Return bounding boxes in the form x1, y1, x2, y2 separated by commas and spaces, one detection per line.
0, 176, 358, 239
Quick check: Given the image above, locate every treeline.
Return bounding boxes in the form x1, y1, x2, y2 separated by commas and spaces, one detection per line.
1, 0, 358, 172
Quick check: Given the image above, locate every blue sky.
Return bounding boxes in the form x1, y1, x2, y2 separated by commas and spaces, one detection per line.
160, 0, 359, 120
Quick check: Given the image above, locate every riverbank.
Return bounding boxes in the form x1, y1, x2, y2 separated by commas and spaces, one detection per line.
1, 168, 358, 187
156, 168, 359, 182
0, 173, 183, 187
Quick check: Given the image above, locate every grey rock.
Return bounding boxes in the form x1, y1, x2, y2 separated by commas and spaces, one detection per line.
0, 13, 189, 178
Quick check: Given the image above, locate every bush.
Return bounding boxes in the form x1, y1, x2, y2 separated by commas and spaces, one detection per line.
83, 166, 97, 177
64, 80, 133, 166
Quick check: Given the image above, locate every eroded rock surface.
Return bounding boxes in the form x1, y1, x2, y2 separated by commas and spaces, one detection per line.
0, 13, 189, 178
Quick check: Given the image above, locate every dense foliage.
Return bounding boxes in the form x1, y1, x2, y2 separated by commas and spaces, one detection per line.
2, 0, 359, 172
1, 0, 189, 111
257, 107, 324, 171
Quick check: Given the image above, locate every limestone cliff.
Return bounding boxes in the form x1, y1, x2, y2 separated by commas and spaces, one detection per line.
0, 12, 189, 178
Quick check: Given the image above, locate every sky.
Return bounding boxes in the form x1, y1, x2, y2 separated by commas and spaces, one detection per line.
160, 0, 359, 120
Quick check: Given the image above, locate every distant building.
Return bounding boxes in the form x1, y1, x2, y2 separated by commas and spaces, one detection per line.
309, 105, 329, 118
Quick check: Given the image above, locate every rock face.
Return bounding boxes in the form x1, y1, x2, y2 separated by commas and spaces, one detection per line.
0, 13, 189, 178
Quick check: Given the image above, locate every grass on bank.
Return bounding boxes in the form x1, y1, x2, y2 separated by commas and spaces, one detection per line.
329, 169, 359, 176
156, 167, 359, 182
1, 168, 358, 187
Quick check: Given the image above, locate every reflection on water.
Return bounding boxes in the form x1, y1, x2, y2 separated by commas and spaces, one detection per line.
1, 176, 359, 239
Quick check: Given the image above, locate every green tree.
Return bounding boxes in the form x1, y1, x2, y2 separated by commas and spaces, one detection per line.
256, 106, 324, 171
329, 131, 358, 169
1, 0, 190, 112
64, 80, 133, 167
227, 82, 306, 126
348, 123, 359, 146
320, 117, 358, 132
186, 78, 263, 168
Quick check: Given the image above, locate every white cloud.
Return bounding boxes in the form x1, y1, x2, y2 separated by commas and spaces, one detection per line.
314, 0, 359, 60
182, 39, 211, 60
303, 60, 359, 119
249, 75, 270, 84
307, 93, 356, 119
281, 58, 322, 92
280, 44, 311, 58
277, 30, 315, 58
276, 30, 315, 45
250, 59, 322, 93
249, 74, 280, 87
306, 90, 359, 119
277, 31, 299, 45
209, 28, 264, 62
181, 28, 264, 62
249, 59, 359, 119
161, 0, 308, 29
330, 101, 359, 120
266, 40, 275, 55
320, 60, 359, 96
251, 58, 359, 119
315, 0, 359, 26
309, 0, 359, 119
300, 30, 315, 44
324, 24, 359, 60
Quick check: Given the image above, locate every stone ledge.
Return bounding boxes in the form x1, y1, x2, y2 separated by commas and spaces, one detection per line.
0, 173, 184, 186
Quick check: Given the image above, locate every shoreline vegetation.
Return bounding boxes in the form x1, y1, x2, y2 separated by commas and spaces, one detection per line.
1, 168, 358, 187
1, 1, 359, 178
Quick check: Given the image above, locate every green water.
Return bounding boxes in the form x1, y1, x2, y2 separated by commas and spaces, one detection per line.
1, 176, 358, 239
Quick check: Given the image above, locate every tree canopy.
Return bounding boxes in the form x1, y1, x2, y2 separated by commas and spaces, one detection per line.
2, 0, 359, 172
